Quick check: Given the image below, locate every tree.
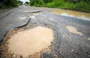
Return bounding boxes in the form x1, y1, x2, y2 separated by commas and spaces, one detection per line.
24, 2, 29, 5
0, 0, 22, 8
17, 0, 23, 5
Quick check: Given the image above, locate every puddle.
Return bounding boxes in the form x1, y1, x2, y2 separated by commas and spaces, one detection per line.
66, 26, 83, 36
61, 13, 74, 17
52, 9, 90, 19
32, 12, 42, 16
7, 26, 54, 57
24, 10, 41, 14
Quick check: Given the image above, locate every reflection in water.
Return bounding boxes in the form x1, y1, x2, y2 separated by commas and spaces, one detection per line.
52, 9, 90, 19
8, 26, 54, 57
61, 13, 74, 17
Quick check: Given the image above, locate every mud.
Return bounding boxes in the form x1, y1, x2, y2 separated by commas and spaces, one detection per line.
66, 26, 84, 36
0, 6, 90, 58
52, 9, 90, 18
1, 26, 54, 58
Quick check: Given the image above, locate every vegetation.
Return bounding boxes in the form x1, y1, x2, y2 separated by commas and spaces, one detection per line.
29, 0, 90, 12
24, 2, 29, 6
0, 0, 23, 9
17, 0, 23, 6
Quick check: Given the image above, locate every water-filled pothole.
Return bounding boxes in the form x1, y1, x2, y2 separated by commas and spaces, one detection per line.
66, 26, 83, 36
1, 26, 54, 58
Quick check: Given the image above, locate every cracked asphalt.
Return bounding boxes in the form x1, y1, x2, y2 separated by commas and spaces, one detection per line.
0, 5, 90, 58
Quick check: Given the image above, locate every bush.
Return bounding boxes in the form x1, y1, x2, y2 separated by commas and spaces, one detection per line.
72, 1, 90, 12
0, 0, 23, 8
29, 0, 90, 12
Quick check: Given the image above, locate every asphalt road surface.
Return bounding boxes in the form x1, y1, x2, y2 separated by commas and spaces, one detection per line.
0, 5, 90, 58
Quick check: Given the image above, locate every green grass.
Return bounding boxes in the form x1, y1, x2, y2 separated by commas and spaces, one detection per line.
30, 1, 90, 12
45, 1, 90, 12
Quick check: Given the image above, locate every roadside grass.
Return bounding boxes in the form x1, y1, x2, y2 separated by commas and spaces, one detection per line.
31, 1, 90, 12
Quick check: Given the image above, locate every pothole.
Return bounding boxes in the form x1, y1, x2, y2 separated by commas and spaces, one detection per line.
32, 12, 42, 16
52, 9, 90, 18
66, 26, 84, 36
1, 26, 54, 58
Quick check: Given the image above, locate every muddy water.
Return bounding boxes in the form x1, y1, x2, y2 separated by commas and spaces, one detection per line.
52, 9, 90, 19
66, 26, 83, 36
8, 26, 54, 57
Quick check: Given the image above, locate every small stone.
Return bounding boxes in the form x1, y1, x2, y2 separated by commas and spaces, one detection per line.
71, 50, 74, 52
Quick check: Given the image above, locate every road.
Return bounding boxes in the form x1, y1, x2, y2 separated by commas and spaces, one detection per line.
0, 5, 90, 58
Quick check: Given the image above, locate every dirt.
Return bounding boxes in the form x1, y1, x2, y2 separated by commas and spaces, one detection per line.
52, 9, 90, 18
0, 26, 54, 58
66, 26, 83, 36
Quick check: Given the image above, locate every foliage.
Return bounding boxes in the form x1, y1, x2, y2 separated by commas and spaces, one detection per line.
30, 0, 44, 6
0, 0, 23, 8
17, 0, 23, 6
24, 2, 30, 6
29, 0, 90, 12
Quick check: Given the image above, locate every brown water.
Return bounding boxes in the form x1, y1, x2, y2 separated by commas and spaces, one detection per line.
8, 26, 54, 57
52, 9, 90, 19
66, 26, 83, 36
